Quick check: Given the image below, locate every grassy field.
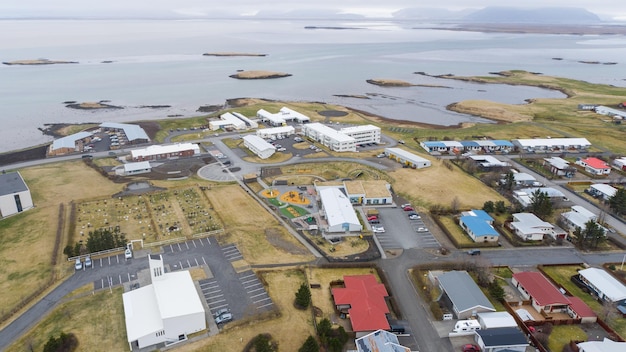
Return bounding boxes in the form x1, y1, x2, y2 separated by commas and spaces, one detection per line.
6, 287, 127, 352
437, 215, 475, 246
203, 184, 314, 264
547, 325, 587, 352
177, 269, 315, 352
0, 162, 123, 320
389, 158, 507, 210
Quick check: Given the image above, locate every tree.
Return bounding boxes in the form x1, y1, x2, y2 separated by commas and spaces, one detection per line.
503, 171, 515, 191
317, 318, 332, 338
43, 332, 78, 352
530, 189, 552, 219
294, 283, 311, 309
609, 188, 626, 215
252, 334, 276, 352
573, 220, 607, 250
488, 280, 506, 301
495, 200, 507, 214
483, 201, 495, 213
63, 245, 75, 258
298, 336, 319, 352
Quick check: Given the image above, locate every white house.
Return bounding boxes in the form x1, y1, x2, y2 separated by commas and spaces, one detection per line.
578, 338, 626, 352
384, 148, 431, 169
355, 330, 410, 352
561, 205, 598, 232
256, 126, 295, 139
612, 157, 626, 171
459, 210, 499, 243
468, 155, 510, 168
578, 268, 626, 305
339, 125, 381, 146
588, 184, 618, 201
0, 171, 34, 218
543, 157, 575, 177
318, 187, 362, 234
243, 135, 276, 159
117, 161, 152, 176
576, 157, 611, 175
122, 255, 206, 350
209, 112, 247, 131
594, 106, 626, 120
257, 109, 286, 126
509, 213, 555, 241
302, 123, 357, 152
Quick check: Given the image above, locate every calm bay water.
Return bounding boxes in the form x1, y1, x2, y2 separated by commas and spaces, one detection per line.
1, 19, 625, 153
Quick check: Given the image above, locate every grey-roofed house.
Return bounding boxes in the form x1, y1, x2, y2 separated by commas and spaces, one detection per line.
437, 271, 496, 319
48, 131, 93, 156
100, 122, 150, 145
0, 171, 34, 218
474, 327, 529, 352
355, 329, 410, 352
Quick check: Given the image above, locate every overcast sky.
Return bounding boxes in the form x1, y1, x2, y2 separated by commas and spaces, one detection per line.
1, 0, 624, 20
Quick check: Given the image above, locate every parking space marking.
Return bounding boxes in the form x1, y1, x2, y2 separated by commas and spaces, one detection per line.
108, 257, 111, 265
178, 243, 182, 251
257, 302, 274, 309
247, 287, 265, 294
192, 239, 197, 248
209, 298, 226, 304
205, 293, 224, 299
207, 237, 211, 245
254, 297, 271, 304
241, 279, 258, 285
250, 292, 267, 299
211, 303, 229, 310
100, 258, 103, 267
187, 259, 191, 268
195, 258, 199, 267
170, 244, 174, 252
185, 242, 190, 250
243, 282, 262, 289
240, 273, 256, 279
202, 257, 207, 266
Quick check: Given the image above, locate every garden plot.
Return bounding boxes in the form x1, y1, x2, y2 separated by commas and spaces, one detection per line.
171, 187, 220, 234
75, 196, 152, 243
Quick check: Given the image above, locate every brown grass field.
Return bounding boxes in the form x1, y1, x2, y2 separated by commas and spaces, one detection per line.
389, 158, 507, 209
203, 184, 314, 264
0, 162, 123, 320
6, 287, 127, 352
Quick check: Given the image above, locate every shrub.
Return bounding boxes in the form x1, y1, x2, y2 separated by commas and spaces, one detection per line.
295, 283, 311, 309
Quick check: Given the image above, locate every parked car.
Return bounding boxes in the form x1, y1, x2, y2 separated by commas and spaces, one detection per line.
400, 203, 412, 208
467, 249, 481, 256
277, 148, 287, 152
74, 258, 82, 270
376, 153, 386, 158
462, 344, 480, 352
408, 214, 420, 220
84, 255, 92, 268
403, 206, 414, 211
367, 215, 378, 221
417, 227, 428, 232
372, 226, 385, 233
407, 212, 420, 218
125, 248, 133, 259
215, 312, 233, 324
368, 219, 380, 225
213, 308, 230, 318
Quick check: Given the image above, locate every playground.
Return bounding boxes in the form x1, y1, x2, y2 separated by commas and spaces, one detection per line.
260, 188, 313, 219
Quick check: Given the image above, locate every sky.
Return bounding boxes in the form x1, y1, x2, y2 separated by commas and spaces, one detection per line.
1, 0, 624, 20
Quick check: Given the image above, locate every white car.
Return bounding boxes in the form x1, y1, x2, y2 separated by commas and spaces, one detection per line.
372, 226, 385, 233
125, 248, 133, 259
74, 258, 83, 270
409, 214, 420, 220
417, 227, 428, 232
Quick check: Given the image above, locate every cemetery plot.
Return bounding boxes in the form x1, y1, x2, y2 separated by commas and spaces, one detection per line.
171, 187, 220, 235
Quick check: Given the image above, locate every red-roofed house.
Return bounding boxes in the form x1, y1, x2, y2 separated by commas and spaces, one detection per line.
331, 275, 390, 333
576, 157, 611, 175
512, 272, 596, 323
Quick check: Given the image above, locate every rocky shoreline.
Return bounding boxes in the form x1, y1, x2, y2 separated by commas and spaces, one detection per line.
3, 59, 78, 66
203, 52, 267, 57
229, 70, 292, 79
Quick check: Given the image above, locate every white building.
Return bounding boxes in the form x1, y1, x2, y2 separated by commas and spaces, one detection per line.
48, 131, 93, 156
243, 135, 276, 159
384, 148, 431, 169
130, 143, 200, 161
339, 125, 381, 146
476, 312, 518, 330
0, 171, 34, 218
588, 184, 618, 201
613, 157, 626, 171
278, 107, 311, 123
318, 187, 362, 233
257, 109, 286, 126
256, 126, 295, 139
578, 268, 626, 305
512, 138, 591, 153
469, 155, 510, 168
209, 112, 247, 131
100, 122, 150, 144
122, 255, 206, 350
518, 187, 568, 202
355, 330, 410, 352
232, 112, 258, 129
302, 123, 357, 152
543, 157, 575, 177
561, 205, 599, 232
509, 213, 555, 241
117, 161, 152, 176
594, 106, 626, 120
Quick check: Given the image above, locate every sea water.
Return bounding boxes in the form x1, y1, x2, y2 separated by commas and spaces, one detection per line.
1, 19, 624, 152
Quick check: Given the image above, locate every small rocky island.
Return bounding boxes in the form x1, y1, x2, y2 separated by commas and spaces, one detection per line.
366, 79, 413, 87
65, 102, 123, 110
3, 59, 78, 66
203, 52, 267, 57
229, 70, 292, 80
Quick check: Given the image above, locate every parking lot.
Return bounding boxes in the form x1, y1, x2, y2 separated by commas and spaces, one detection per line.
370, 207, 440, 250
87, 237, 274, 324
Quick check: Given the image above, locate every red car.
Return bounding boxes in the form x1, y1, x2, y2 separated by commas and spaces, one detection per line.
367, 215, 378, 221
462, 344, 480, 352
403, 206, 414, 211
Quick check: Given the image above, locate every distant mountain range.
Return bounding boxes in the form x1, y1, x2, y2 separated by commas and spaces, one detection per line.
461, 7, 601, 24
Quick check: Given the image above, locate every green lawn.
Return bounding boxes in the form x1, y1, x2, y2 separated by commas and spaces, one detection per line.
548, 325, 587, 352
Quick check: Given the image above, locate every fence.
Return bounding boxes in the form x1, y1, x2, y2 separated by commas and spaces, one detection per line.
67, 246, 126, 261
143, 237, 187, 248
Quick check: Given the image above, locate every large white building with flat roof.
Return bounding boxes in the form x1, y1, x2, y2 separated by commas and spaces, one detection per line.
512, 138, 591, 153
0, 171, 34, 218
302, 123, 357, 152
243, 135, 276, 159
122, 255, 206, 350
130, 143, 200, 161
318, 187, 362, 233
256, 126, 295, 139
339, 125, 381, 146
384, 148, 431, 169
209, 112, 247, 131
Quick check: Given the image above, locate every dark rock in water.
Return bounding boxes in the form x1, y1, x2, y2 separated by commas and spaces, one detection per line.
552, 57, 563, 60
167, 114, 183, 117
66, 102, 123, 110
63, 101, 77, 104
101, 60, 114, 63
197, 105, 223, 113
237, 69, 244, 72
99, 100, 111, 103
140, 105, 171, 109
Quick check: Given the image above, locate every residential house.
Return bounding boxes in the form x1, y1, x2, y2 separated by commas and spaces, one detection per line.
518, 187, 569, 203
561, 205, 605, 234
0, 171, 34, 219
512, 172, 539, 187
509, 213, 555, 241
437, 271, 496, 319
117, 161, 152, 176
384, 148, 431, 169
612, 157, 626, 171
543, 157, 576, 177
578, 268, 626, 306
122, 255, 206, 350
577, 338, 626, 352
576, 157, 611, 175
355, 330, 410, 352
587, 184, 618, 201
476, 311, 518, 330
468, 155, 510, 168
331, 275, 390, 334
459, 210, 499, 243
474, 327, 529, 352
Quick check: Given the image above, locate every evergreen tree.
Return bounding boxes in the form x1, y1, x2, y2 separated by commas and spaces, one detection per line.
495, 200, 507, 214
583, 220, 606, 249
504, 171, 515, 191
483, 201, 495, 213
317, 318, 332, 338
488, 280, 505, 301
609, 188, 626, 215
530, 189, 552, 218
295, 283, 311, 309
298, 335, 320, 352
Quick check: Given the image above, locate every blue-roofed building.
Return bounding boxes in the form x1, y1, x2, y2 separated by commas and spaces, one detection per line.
100, 122, 150, 145
460, 210, 499, 242
48, 131, 94, 156
460, 141, 481, 152
420, 141, 447, 153
355, 329, 410, 352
